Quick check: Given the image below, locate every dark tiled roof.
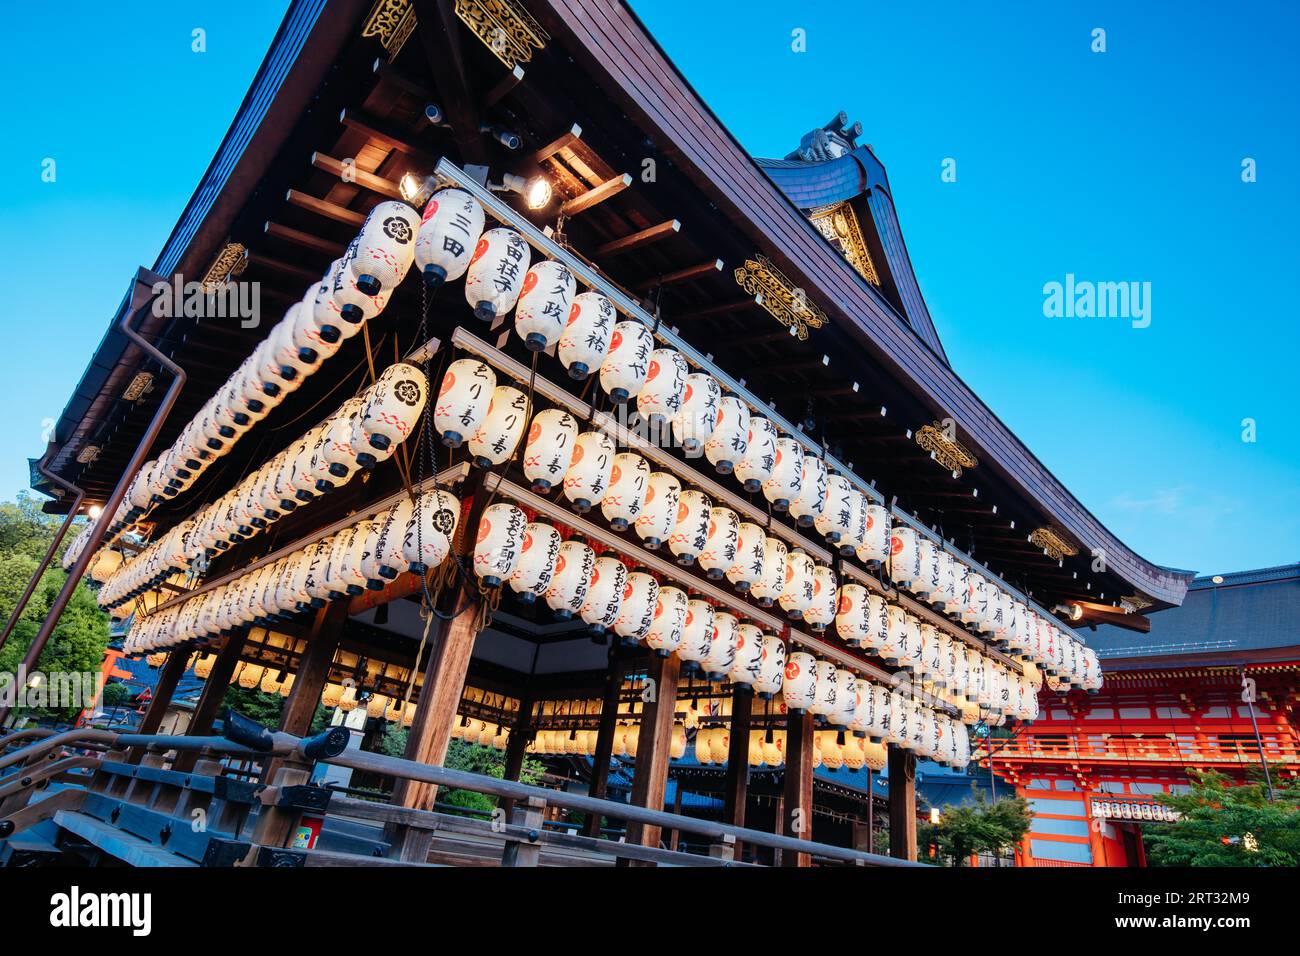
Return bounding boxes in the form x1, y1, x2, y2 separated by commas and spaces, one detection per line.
1088, 564, 1300, 661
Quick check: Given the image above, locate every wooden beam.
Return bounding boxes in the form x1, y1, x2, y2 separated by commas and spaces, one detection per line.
676, 295, 761, 321
560, 172, 632, 216
126, 649, 190, 762
372, 58, 434, 102
338, 108, 436, 162
593, 218, 680, 257
888, 745, 918, 862
781, 708, 814, 866
723, 684, 753, 861
622, 652, 681, 863
171, 630, 247, 773
636, 258, 724, 291
1071, 599, 1151, 633
243, 252, 321, 286
532, 124, 582, 164
484, 64, 526, 108
412, 0, 487, 165
264, 221, 346, 258
582, 647, 622, 839
311, 152, 404, 199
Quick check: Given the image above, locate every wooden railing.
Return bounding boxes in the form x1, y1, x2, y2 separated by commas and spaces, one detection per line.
975, 732, 1299, 767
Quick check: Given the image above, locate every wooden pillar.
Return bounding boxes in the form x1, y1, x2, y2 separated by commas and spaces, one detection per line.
622, 652, 681, 860
583, 647, 622, 838
888, 745, 918, 862
498, 693, 534, 820
172, 630, 247, 773
782, 708, 814, 867
866, 767, 874, 855
129, 649, 190, 745
723, 684, 753, 859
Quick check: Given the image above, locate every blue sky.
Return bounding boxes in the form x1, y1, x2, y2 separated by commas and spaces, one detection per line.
2, 1, 1296, 579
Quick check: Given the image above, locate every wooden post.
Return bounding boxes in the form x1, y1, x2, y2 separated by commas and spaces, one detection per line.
621, 652, 681, 862
501, 794, 546, 867
498, 692, 534, 820
866, 766, 874, 854
722, 683, 753, 860
582, 646, 622, 839
888, 745, 918, 862
782, 708, 814, 867
124, 649, 190, 765
172, 630, 247, 773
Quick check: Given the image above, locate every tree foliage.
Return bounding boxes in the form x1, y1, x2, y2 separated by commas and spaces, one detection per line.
0, 494, 111, 722
1145, 768, 1300, 867
918, 790, 1032, 866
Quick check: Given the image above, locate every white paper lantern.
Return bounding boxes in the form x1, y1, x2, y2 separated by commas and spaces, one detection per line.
697, 506, 740, 581
777, 550, 816, 620
414, 187, 485, 286
545, 540, 595, 620
557, 291, 615, 379
468, 385, 529, 468
671, 373, 720, 454
580, 555, 628, 635
703, 396, 750, 475
434, 358, 494, 449
810, 660, 839, 718
507, 522, 561, 604
633, 471, 680, 549
700, 611, 738, 678
734, 416, 778, 493
465, 227, 531, 321
513, 259, 576, 350
754, 634, 786, 698
889, 525, 924, 589
678, 599, 716, 670
368, 496, 416, 581
728, 623, 765, 688
350, 200, 419, 295
812, 474, 852, 544
473, 504, 528, 587
782, 651, 818, 711
562, 431, 615, 512
600, 452, 650, 531
788, 455, 828, 529
644, 585, 687, 655
803, 565, 838, 632
750, 535, 787, 607
834, 583, 872, 646
636, 349, 687, 426
522, 408, 578, 493
354, 363, 428, 467
830, 669, 858, 729
726, 521, 765, 593
599, 321, 653, 403
762, 437, 803, 512
613, 571, 659, 642
667, 490, 711, 565
402, 489, 461, 573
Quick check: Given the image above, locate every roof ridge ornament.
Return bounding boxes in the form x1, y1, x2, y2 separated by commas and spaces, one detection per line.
361, 0, 417, 59
455, 0, 549, 70
734, 253, 827, 341
808, 202, 879, 285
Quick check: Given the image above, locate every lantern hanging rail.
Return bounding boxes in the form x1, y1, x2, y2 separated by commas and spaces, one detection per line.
0, 451, 85, 652
836, 560, 1024, 675
0, 269, 187, 726
448, 326, 834, 565
430, 158, 886, 508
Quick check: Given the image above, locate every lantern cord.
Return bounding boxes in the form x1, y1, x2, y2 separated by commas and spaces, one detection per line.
361, 321, 379, 388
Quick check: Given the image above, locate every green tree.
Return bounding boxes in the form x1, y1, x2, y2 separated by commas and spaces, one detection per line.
1145, 768, 1300, 867
918, 790, 1032, 866
437, 739, 545, 815
221, 685, 285, 726
0, 495, 111, 723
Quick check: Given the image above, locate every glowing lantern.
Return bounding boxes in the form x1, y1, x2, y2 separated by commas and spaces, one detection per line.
677, 599, 716, 670
522, 408, 578, 493
599, 321, 653, 403
562, 431, 615, 512
777, 550, 816, 620
354, 363, 428, 468
434, 359, 494, 449
237, 664, 265, 690
700, 612, 739, 678
600, 452, 650, 531
734, 416, 778, 492
750, 536, 787, 607
762, 437, 803, 512
754, 634, 786, 698
698, 506, 739, 580
636, 349, 687, 426
667, 490, 711, 566
545, 540, 595, 619
633, 472, 680, 549
810, 660, 839, 718
645, 586, 688, 655
726, 521, 765, 593
728, 623, 765, 687
613, 571, 659, 643
327, 246, 389, 329
468, 386, 529, 468
785, 457, 826, 530
889, 525, 924, 589
670, 724, 688, 760
703, 396, 750, 475
465, 227, 531, 321
508, 522, 561, 604
803, 565, 838, 631
782, 651, 818, 711
473, 503, 527, 587
835, 583, 872, 646
349, 200, 419, 295
414, 187, 484, 285
402, 489, 461, 574
580, 555, 627, 635
831, 669, 858, 729
557, 291, 615, 379
813, 474, 852, 544
513, 259, 575, 350
672, 373, 721, 454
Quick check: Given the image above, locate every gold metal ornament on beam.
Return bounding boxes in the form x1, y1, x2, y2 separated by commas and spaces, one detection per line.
1028, 526, 1079, 562
200, 242, 248, 295
361, 0, 417, 59
734, 253, 828, 341
915, 421, 977, 476
808, 202, 879, 285
455, 0, 549, 70
1119, 592, 1153, 613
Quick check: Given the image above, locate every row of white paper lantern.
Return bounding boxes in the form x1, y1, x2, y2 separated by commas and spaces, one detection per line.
121, 488, 461, 655
694, 726, 892, 772
86, 201, 425, 547
95, 362, 431, 611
